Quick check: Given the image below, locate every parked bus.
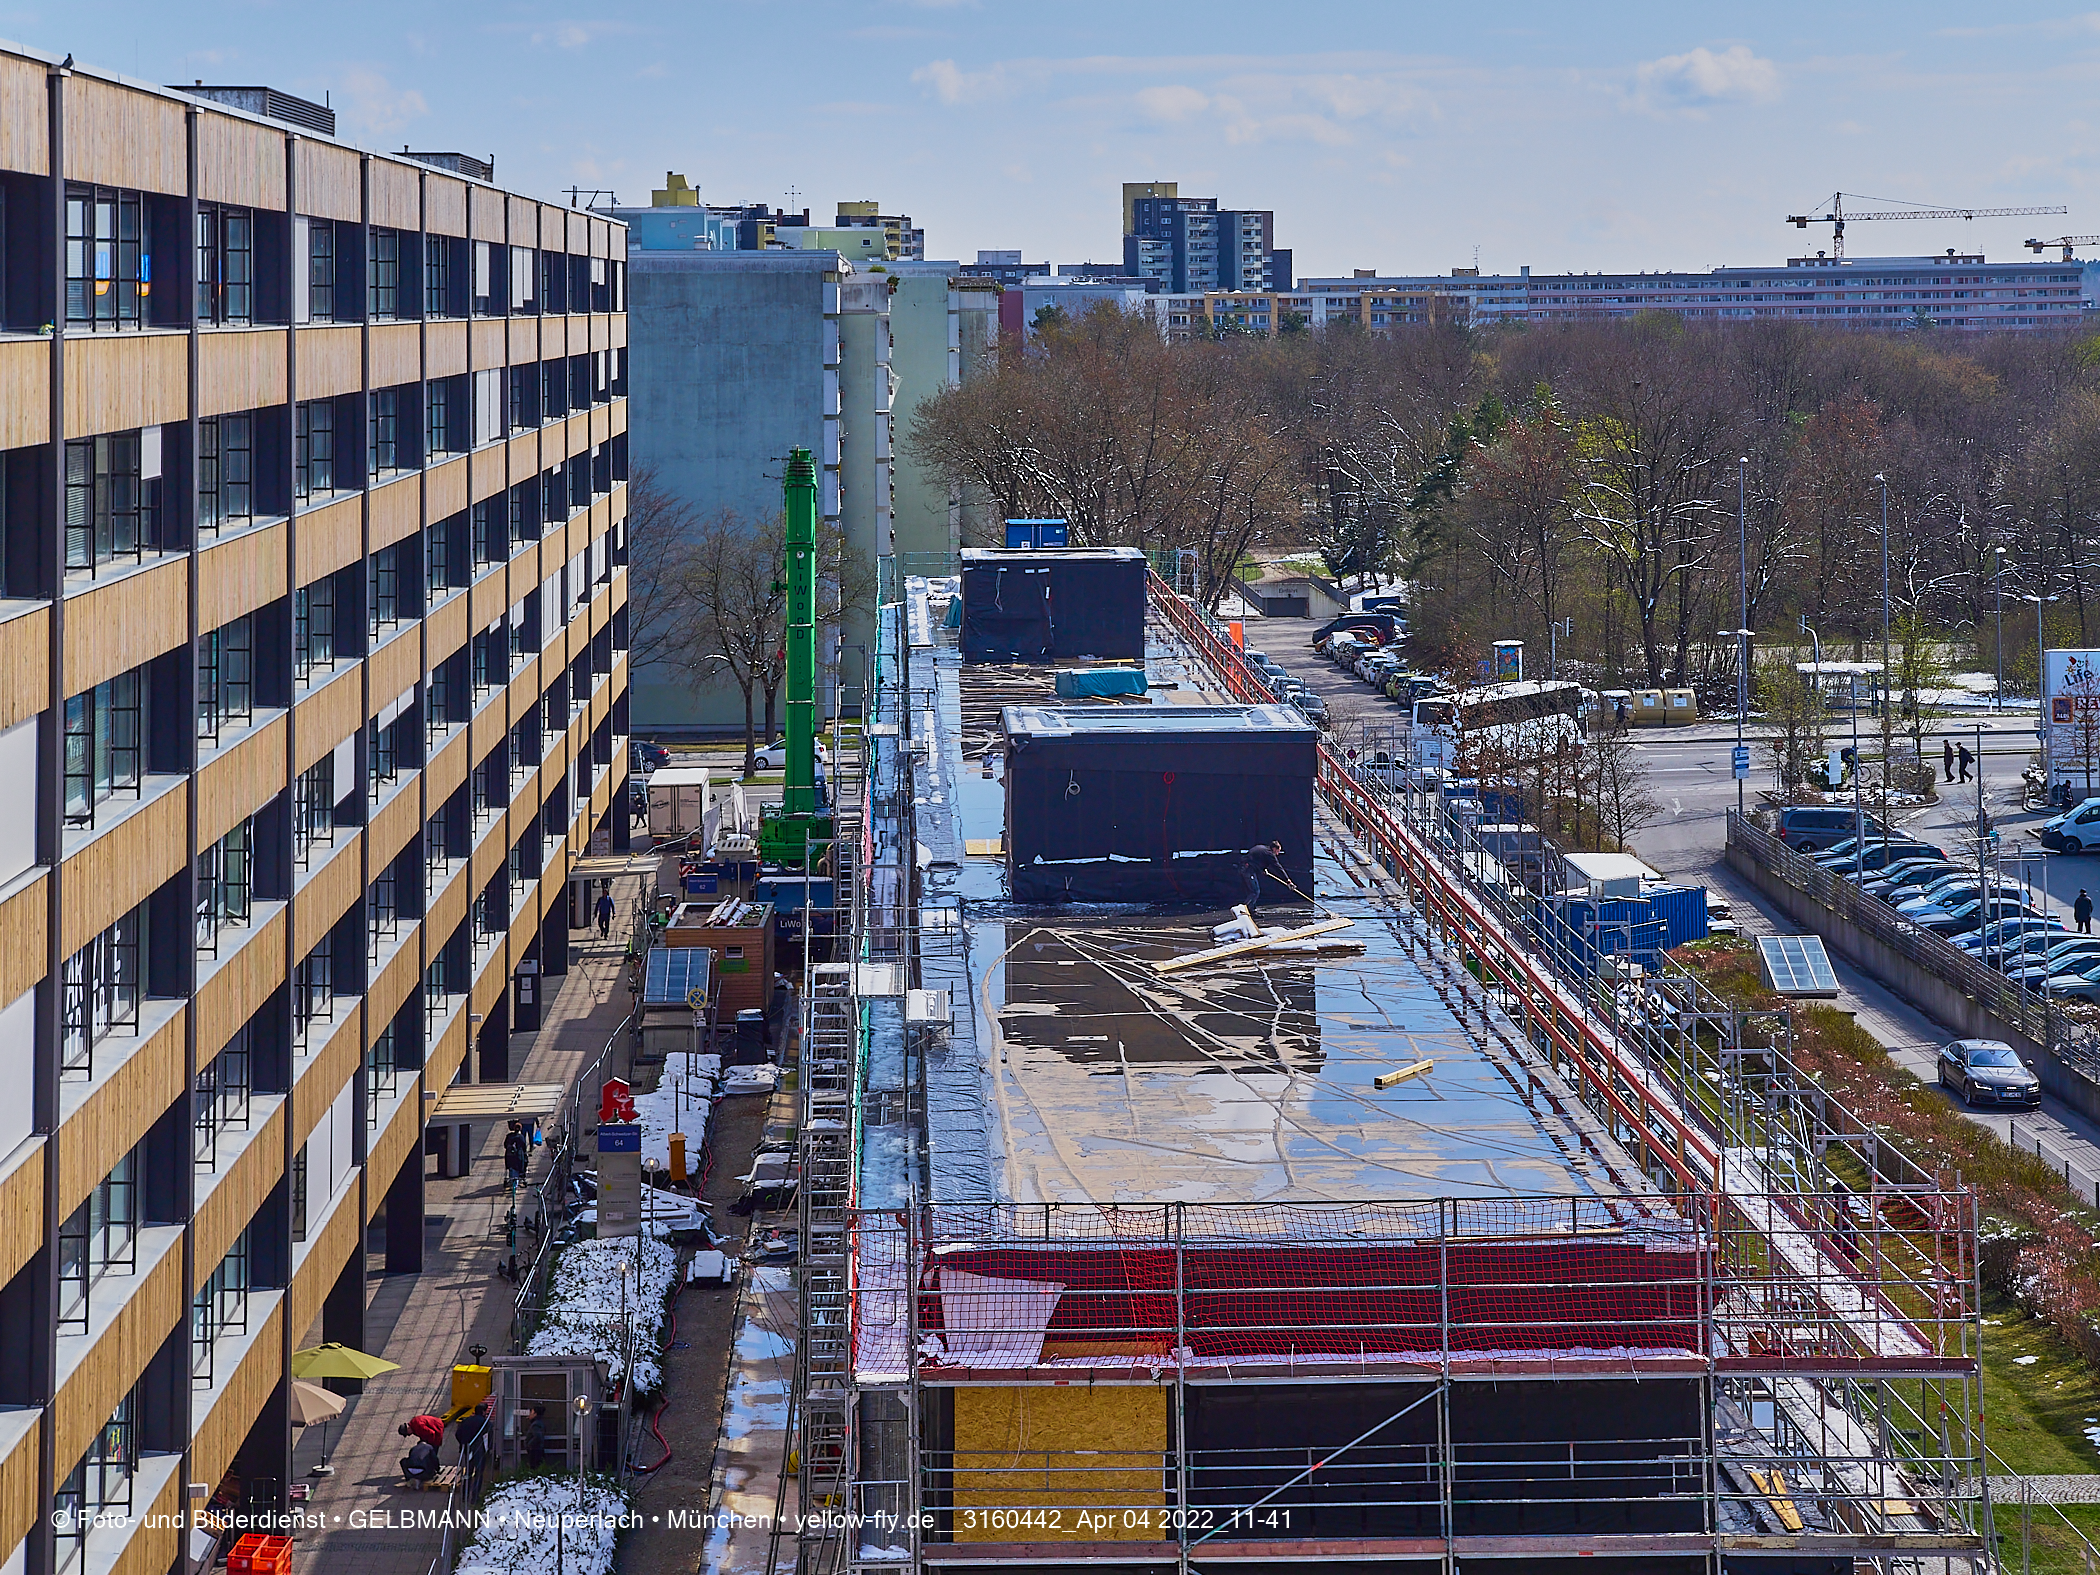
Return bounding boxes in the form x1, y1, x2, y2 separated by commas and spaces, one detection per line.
1411, 679, 1587, 775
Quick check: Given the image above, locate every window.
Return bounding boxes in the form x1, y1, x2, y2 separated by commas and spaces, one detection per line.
308, 221, 336, 321
191, 1228, 251, 1385
369, 388, 402, 476
64, 185, 148, 328
59, 905, 144, 1079
195, 818, 254, 956
369, 545, 400, 635
197, 413, 253, 533
369, 228, 401, 319
65, 432, 158, 576
427, 515, 456, 601
194, 1026, 252, 1171
511, 480, 538, 546
54, 1391, 136, 1566
425, 810, 450, 877
426, 379, 454, 458
62, 668, 144, 826
197, 203, 254, 325
477, 368, 508, 446
472, 240, 498, 316
294, 935, 334, 1050
197, 615, 254, 742
425, 235, 453, 317
365, 1023, 398, 1126
542, 358, 568, 419
369, 858, 400, 956
294, 576, 336, 684
290, 1145, 307, 1242
370, 714, 399, 785
472, 499, 497, 567
428, 656, 454, 744
508, 363, 537, 429
293, 754, 335, 866
295, 399, 335, 501
56, 1149, 137, 1328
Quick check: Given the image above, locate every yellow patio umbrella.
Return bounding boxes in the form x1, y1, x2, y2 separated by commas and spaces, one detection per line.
290, 1343, 400, 1381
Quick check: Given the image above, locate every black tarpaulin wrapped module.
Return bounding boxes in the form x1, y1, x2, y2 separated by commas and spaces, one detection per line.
959, 548, 1146, 663
1001, 705, 1317, 905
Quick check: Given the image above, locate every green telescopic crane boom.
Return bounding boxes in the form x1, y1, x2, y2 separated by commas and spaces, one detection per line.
783, 446, 817, 817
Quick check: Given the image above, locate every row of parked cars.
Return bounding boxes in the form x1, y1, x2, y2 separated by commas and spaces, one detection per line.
1316, 632, 1442, 707
1240, 648, 1329, 726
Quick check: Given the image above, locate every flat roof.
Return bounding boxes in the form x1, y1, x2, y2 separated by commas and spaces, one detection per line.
959, 547, 1145, 563
1002, 703, 1312, 739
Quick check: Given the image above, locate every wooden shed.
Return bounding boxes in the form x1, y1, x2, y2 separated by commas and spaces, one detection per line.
664, 898, 776, 1014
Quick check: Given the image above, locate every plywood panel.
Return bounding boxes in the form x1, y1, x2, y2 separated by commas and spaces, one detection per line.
0, 53, 49, 175
507, 317, 540, 364
426, 178, 467, 237
369, 471, 421, 552
63, 331, 187, 439
370, 321, 421, 389
191, 1298, 282, 1500
198, 716, 286, 848
61, 787, 186, 956
952, 1386, 1167, 1539
292, 1010, 361, 1152
62, 555, 187, 694
0, 1138, 44, 1289
287, 1176, 359, 1355
470, 189, 506, 243
63, 75, 185, 193
199, 520, 288, 631
57, 1008, 184, 1220
294, 665, 362, 773
0, 339, 48, 448
193, 1103, 282, 1277
198, 112, 285, 208
295, 493, 362, 585
426, 320, 468, 380
367, 623, 422, 718
427, 455, 468, 522
0, 1401, 40, 1566
369, 158, 420, 229
195, 907, 285, 1062
296, 324, 363, 401
0, 605, 48, 732
471, 318, 507, 370
295, 832, 363, 961
298, 140, 362, 221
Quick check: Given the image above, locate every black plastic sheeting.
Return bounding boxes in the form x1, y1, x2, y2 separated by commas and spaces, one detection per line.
1003, 708, 1316, 905
958, 549, 1146, 663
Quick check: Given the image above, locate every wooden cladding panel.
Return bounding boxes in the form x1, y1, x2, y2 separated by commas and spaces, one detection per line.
425, 178, 467, 237
469, 817, 506, 894
424, 725, 468, 809
199, 329, 289, 417
56, 1009, 185, 1221
199, 521, 289, 631
369, 160, 420, 229
111, 1461, 182, 1575
470, 189, 506, 243
63, 76, 185, 193
193, 1104, 282, 1276
507, 317, 540, 364
428, 456, 468, 521
191, 1298, 283, 1501
293, 666, 362, 773
63, 332, 187, 438
198, 717, 286, 848
425, 1009, 467, 1091
367, 626, 422, 719
63, 556, 188, 694
295, 834, 363, 963
470, 950, 508, 1024
471, 318, 508, 370
0, 1405, 40, 1568
426, 589, 470, 669
469, 445, 508, 506
505, 429, 542, 481
508, 196, 538, 241
0, 871, 47, 1009
369, 473, 421, 553
369, 781, 421, 874
364, 1086, 420, 1217
0, 340, 48, 448
0, 606, 48, 731
287, 1181, 359, 1359
195, 908, 285, 1061
292, 1012, 361, 1152
426, 320, 469, 380
0, 1141, 44, 1289
470, 568, 510, 632
198, 113, 285, 208
297, 140, 362, 221
62, 790, 185, 956
296, 325, 363, 401
609, 315, 627, 350
0, 54, 49, 174
369, 321, 421, 389
425, 861, 469, 955
540, 209, 567, 251
366, 925, 421, 1035
589, 219, 611, 258
295, 495, 363, 584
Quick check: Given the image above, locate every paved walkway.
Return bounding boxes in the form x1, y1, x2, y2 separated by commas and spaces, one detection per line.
290, 858, 660, 1575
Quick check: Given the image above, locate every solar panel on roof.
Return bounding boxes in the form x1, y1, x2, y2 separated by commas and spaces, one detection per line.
644, 947, 712, 1006
1757, 935, 1839, 997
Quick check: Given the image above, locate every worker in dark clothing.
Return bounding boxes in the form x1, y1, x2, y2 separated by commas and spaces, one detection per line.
456, 1401, 492, 1497
523, 1405, 548, 1469
1957, 743, 1975, 783
2079, 890, 2094, 934
1943, 739, 1956, 783
503, 1121, 528, 1185
401, 1436, 440, 1487
596, 889, 616, 938
1243, 842, 1286, 910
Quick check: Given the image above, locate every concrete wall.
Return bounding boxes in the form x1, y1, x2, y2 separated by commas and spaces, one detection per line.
838, 277, 893, 696
887, 268, 960, 559
955, 279, 1001, 549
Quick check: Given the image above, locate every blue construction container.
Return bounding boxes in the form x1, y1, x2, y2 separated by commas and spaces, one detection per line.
1642, 884, 1710, 950
1540, 893, 1667, 978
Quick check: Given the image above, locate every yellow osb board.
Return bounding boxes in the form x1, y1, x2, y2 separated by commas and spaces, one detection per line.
952, 1385, 1167, 1541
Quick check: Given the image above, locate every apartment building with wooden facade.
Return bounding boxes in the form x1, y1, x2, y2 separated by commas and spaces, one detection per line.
0, 46, 631, 1575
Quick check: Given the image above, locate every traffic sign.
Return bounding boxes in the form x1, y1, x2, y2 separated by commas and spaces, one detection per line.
1732, 744, 1752, 779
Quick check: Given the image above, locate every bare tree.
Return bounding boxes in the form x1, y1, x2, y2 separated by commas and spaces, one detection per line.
620, 467, 702, 672
1588, 724, 1659, 852
667, 510, 786, 777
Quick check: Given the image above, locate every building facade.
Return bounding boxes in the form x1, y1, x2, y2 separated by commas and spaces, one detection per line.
0, 45, 631, 1575
1122, 186, 1290, 294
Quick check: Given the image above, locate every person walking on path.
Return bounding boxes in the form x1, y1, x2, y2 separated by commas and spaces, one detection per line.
503, 1120, 528, 1186
1943, 739, 1956, 783
1957, 742, 1974, 783
2079, 890, 2094, 934
596, 888, 615, 938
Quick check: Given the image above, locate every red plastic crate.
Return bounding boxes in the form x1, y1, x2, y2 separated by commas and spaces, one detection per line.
228, 1534, 292, 1575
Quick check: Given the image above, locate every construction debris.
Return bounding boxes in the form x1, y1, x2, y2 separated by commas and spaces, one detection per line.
1373, 1059, 1436, 1090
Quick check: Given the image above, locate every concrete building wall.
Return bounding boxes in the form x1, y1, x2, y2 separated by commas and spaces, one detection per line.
838, 278, 893, 697
955, 280, 1002, 549
887, 269, 961, 560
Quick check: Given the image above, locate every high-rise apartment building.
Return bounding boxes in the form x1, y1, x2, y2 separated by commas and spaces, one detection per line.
1123, 187, 1289, 293
0, 46, 631, 1575
833, 200, 923, 262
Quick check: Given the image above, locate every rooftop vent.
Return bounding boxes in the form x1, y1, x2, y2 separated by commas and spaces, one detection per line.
401, 150, 495, 183
176, 83, 334, 136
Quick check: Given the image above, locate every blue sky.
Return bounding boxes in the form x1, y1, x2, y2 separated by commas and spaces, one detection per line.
13, 1, 2100, 278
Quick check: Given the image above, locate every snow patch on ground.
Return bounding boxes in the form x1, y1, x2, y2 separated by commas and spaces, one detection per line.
455, 1475, 632, 1575
527, 1233, 679, 1393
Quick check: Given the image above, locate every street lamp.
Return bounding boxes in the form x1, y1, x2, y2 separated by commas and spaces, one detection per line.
1737, 456, 1752, 816
1550, 618, 1572, 681
1720, 625, 1755, 817
1994, 547, 2007, 713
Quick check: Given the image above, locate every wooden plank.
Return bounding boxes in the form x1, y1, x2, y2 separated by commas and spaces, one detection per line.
471, 317, 508, 370
0, 52, 49, 174
62, 75, 185, 192
1373, 1060, 1435, 1090
426, 587, 470, 670
1152, 917, 1354, 974
287, 1172, 359, 1350
296, 324, 363, 401
295, 833, 364, 963
197, 715, 286, 848
365, 1080, 421, 1212
292, 1010, 362, 1152
57, 1008, 185, 1220
191, 1299, 283, 1498
295, 493, 363, 583
297, 139, 362, 221
0, 1402, 40, 1566
194, 909, 286, 1070
0, 606, 48, 732
0, 1138, 44, 1289
62, 332, 187, 438
366, 926, 422, 1039
199, 327, 289, 417
470, 187, 506, 243
51, 1235, 182, 1482
198, 519, 289, 631
368, 765, 423, 873
370, 320, 421, 389
191, 1097, 282, 1275
108, 1449, 181, 1575
63, 556, 188, 695
369, 470, 421, 552
0, 340, 48, 449
62, 789, 186, 956
425, 177, 468, 237
293, 665, 362, 774
426, 319, 469, 380
369, 157, 420, 229
367, 624, 422, 722
197, 112, 285, 208
428, 455, 469, 522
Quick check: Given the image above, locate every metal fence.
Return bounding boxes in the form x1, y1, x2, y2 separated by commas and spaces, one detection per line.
2006, 1117, 2100, 1211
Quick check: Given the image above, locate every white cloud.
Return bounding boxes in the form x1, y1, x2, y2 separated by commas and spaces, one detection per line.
333, 66, 427, 136
1135, 84, 1209, 123
1632, 43, 1780, 113
911, 58, 1005, 104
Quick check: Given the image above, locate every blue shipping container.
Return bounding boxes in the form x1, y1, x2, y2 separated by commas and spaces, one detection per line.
1643, 884, 1709, 950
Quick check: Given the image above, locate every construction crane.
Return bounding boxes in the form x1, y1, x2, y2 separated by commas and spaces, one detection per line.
2026, 235, 2100, 262
1785, 192, 2067, 258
